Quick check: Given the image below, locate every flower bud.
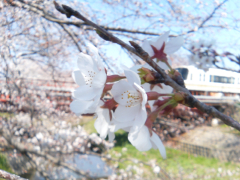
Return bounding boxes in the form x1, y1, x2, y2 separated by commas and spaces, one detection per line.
147, 92, 172, 101
106, 75, 126, 83
138, 67, 164, 84
96, 29, 111, 41
173, 92, 185, 103
168, 69, 185, 88
152, 92, 187, 116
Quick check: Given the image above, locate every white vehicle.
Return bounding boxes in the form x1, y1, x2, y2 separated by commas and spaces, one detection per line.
176, 66, 240, 104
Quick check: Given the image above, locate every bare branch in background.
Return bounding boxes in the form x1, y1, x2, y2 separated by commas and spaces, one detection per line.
1, 0, 240, 179
0, 169, 28, 180
54, 1, 240, 132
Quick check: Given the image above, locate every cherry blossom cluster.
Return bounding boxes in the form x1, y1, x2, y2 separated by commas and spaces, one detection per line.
190, 39, 216, 71
70, 32, 184, 159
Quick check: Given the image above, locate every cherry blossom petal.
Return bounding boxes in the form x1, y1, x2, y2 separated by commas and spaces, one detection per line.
114, 104, 140, 122
72, 70, 85, 86
70, 100, 94, 114
72, 86, 97, 100
77, 53, 98, 73
142, 60, 169, 71
152, 83, 173, 94
115, 89, 141, 106
86, 97, 99, 113
94, 108, 110, 139
165, 36, 184, 54
94, 101, 111, 139
110, 121, 134, 132
150, 131, 166, 159
134, 83, 147, 107
148, 36, 160, 45
95, 119, 109, 139
122, 126, 131, 132
130, 65, 143, 73
111, 80, 136, 104
142, 40, 154, 57
128, 126, 152, 151
129, 104, 147, 138
92, 71, 107, 89
152, 31, 169, 50
87, 43, 104, 71
108, 132, 115, 142
87, 43, 98, 59
124, 69, 141, 85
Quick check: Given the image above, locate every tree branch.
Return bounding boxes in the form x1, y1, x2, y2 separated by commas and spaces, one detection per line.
198, 0, 228, 29
213, 61, 240, 73
0, 169, 28, 180
0, 128, 98, 179
54, 1, 240, 132
60, 24, 82, 52
6, 0, 230, 40
181, 0, 228, 35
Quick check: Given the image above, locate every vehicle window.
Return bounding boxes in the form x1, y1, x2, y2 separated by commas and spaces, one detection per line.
176, 68, 189, 80
210, 75, 235, 84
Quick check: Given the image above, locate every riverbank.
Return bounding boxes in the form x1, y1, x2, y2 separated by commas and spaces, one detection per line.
0, 153, 13, 180
82, 117, 240, 179
1, 114, 240, 180
108, 131, 240, 179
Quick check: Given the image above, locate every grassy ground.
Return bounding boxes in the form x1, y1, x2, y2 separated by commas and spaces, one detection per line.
0, 112, 14, 118
0, 113, 14, 179
1, 114, 239, 179
0, 153, 12, 172
220, 124, 240, 135
79, 116, 97, 134
0, 153, 13, 180
0, 113, 16, 179
84, 119, 240, 180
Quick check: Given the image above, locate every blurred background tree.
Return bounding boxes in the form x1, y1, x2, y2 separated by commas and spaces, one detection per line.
1, 0, 240, 179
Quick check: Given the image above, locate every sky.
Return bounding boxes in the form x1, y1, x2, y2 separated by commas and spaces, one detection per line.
76, 0, 240, 72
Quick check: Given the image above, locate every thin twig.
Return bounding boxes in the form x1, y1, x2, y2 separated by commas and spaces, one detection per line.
0, 129, 97, 179
54, 1, 240, 132
181, 0, 228, 35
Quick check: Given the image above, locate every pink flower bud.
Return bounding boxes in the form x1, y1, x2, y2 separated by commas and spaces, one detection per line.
106, 75, 126, 83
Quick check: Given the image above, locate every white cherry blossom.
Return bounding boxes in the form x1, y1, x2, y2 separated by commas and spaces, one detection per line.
128, 125, 166, 159
70, 45, 107, 115
190, 40, 215, 72
111, 69, 147, 137
94, 101, 115, 142
191, 54, 213, 72
130, 64, 173, 110
142, 31, 183, 60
